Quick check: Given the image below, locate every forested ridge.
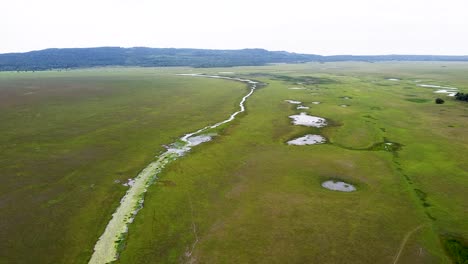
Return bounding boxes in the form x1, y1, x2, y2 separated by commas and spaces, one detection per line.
1, 47, 468, 71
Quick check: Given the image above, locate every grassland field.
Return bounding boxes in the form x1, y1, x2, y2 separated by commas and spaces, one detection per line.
0, 62, 467, 263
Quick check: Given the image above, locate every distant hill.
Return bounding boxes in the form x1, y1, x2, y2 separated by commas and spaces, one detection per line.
1, 47, 467, 71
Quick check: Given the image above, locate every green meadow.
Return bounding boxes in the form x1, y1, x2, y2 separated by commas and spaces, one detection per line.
0, 69, 247, 263
0, 63, 467, 263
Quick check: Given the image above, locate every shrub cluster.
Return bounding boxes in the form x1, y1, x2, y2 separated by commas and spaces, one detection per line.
455, 92, 468, 102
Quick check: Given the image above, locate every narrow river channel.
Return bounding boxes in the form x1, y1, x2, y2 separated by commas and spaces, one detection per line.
88, 74, 258, 264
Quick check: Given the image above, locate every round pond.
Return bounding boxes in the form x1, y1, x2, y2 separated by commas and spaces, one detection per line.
322, 180, 356, 192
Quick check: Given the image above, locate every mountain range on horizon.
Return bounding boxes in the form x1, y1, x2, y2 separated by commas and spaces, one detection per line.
1, 47, 468, 71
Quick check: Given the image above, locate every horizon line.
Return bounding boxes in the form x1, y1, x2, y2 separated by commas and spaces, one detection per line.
1, 46, 467, 57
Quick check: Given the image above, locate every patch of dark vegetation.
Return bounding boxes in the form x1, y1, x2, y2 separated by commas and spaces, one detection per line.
371, 106, 382, 110
363, 114, 378, 120
454, 92, 468, 102
406, 98, 431, 103
245, 73, 338, 85
435, 98, 445, 104
414, 189, 431, 207
369, 141, 403, 153
331, 138, 402, 154
414, 188, 427, 200
325, 118, 343, 128
403, 174, 412, 183
403, 86, 414, 89
380, 127, 386, 132
157, 180, 177, 187
375, 83, 392, 87
441, 236, 468, 264
405, 94, 418, 97
426, 212, 437, 221
115, 231, 129, 258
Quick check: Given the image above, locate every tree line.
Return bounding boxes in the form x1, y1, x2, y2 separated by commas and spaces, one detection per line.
455, 92, 468, 102
2, 47, 468, 71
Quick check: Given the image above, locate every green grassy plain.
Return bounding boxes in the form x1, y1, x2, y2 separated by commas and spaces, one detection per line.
0, 68, 247, 263
1, 62, 467, 263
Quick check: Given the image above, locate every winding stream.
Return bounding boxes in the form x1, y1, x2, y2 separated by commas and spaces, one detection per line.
88, 74, 258, 264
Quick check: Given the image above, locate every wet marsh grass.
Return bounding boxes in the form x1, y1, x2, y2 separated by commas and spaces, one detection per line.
119, 63, 467, 263
405, 98, 432, 103
1, 62, 467, 263
0, 68, 248, 263
441, 236, 468, 264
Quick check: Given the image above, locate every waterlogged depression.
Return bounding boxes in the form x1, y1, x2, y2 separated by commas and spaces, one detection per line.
186, 134, 215, 146
285, 99, 302, 104
289, 112, 327, 127
322, 180, 356, 192
288, 134, 326, 145
88, 74, 258, 264
417, 84, 459, 96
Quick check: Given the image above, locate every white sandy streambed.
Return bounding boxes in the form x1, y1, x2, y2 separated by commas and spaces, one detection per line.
88, 74, 258, 264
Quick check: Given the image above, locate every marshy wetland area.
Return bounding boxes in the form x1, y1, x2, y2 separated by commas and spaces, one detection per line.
1, 62, 467, 263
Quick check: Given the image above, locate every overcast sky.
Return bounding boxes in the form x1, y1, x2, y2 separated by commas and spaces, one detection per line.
2, 0, 468, 55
